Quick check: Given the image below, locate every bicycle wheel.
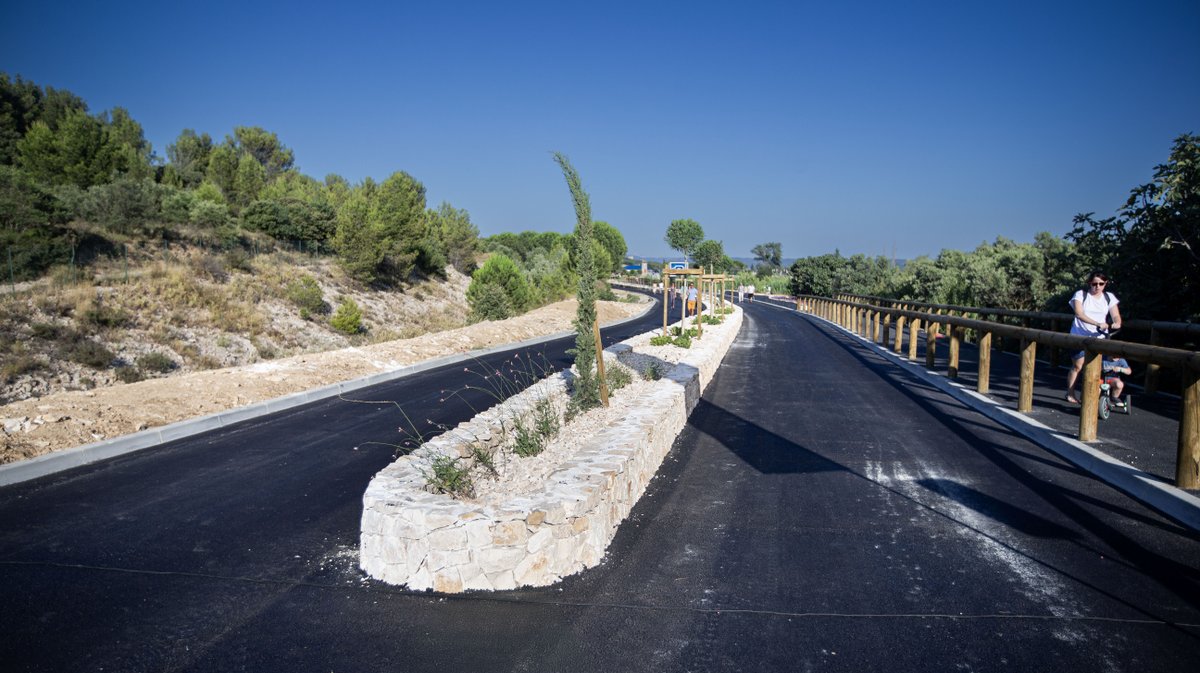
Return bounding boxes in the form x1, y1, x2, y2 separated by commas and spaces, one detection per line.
1099, 396, 1111, 420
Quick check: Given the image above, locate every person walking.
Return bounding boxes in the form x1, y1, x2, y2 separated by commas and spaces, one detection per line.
1065, 271, 1122, 404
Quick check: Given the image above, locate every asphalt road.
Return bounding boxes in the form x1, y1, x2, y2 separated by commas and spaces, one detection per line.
1, 298, 1198, 672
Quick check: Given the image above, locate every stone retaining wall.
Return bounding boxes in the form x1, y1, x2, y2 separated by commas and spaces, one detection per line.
360, 306, 743, 592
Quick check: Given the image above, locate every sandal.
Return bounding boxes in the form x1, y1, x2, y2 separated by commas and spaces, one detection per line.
1111, 399, 1126, 409
1065, 394, 1080, 404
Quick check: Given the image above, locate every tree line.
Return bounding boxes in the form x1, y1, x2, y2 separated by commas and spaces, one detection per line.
786, 134, 1198, 323
0, 72, 633, 325
0, 73, 479, 287
652, 137, 1196, 324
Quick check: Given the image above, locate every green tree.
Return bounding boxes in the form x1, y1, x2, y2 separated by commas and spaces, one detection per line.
664, 218, 703, 265
166, 129, 213, 188
554, 152, 601, 410
0, 74, 87, 165
101, 107, 153, 180
234, 153, 266, 207
233, 126, 294, 179
331, 298, 364, 334
1068, 133, 1200, 321
789, 252, 845, 297
206, 144, 238, 197
467, 253, 532, 320
333, 189, 384, 283
693, 239, 726, 272
428, 201, 479, 273
16, 110, 114, 188
592, 220, 627, 274
752, 242, 782, 272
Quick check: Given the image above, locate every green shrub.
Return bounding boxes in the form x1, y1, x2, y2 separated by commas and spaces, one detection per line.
30, 322, 62, 340
467, 254, 532, 319
136, 352, 176, 373
115, 366, 144, 384
190, 200, 230, 227
672, 334, 692, 348
1, 354, 46, 382
512, 416, 545, 457
605, 364, 632, 391
286, 276, 325, 319
471, 443, 498, 478
468, 282, 513, 322
82, 302, 130, 329
649, 334, 672, 346
331, 298, 363, 334
642, 362, 663, 380
533, 396, 559, 441
66, 339, 115, 369
424, 453, 474, 498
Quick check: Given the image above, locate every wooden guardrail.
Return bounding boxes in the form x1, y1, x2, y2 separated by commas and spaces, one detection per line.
839, 293, 1200, 395
799, 295, 1200, 489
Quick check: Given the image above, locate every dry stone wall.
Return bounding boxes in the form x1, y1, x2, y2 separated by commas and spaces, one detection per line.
360, 306, 742, 592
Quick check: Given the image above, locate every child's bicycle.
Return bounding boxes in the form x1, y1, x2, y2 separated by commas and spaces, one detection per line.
1096, 328, 1132, 421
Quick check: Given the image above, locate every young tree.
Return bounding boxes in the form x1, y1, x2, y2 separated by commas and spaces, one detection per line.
665, 218, 703, 264
554, 152, 601, 410
371, 170, 428, 278
466, 253, 532, 320
693, 239, 726, 272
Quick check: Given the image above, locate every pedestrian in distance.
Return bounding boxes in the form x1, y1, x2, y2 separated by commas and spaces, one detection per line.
687, 284, 699, 316
1065, 271, 1122, 404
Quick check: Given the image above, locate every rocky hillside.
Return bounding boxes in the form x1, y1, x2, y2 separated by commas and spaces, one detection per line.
0, 246, 471, 405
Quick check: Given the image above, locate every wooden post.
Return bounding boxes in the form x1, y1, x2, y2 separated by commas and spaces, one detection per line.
1078, 352, 1102, 441
1178, 368, 1200, 489
926, 321, 938, 369
977, 331, 992, 394
1018, 338, 1037, 412
1146, 327, 1162, 394
881, 314, 891, 346
593, 319, 609, 407
908, 318, 920, 361
949, 327, 962, 378
662, 275, 670, 336
894, 315, 905, 352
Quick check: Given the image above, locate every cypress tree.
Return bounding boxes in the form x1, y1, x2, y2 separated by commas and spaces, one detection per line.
553, 152, 600, 409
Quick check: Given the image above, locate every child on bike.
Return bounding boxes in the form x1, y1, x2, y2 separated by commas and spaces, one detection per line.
1102, 354, 1131, 409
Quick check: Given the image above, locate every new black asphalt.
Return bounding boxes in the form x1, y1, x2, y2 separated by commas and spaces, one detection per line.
1, 299, 1198, 671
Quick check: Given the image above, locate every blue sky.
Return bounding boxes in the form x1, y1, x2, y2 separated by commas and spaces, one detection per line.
3, 0, 1197, 261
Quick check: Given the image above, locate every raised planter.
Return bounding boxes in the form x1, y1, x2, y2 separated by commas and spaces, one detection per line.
360, 306, 742, 591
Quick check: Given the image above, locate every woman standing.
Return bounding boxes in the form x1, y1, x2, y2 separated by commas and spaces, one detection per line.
1066, 271, 1123, 404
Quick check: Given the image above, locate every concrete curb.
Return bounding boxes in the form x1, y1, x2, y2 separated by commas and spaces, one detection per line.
0, 297, 657, 488
798, 309, 1200, 532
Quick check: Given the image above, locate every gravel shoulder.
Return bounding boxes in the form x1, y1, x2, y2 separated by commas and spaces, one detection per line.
1, 296, 650, 465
